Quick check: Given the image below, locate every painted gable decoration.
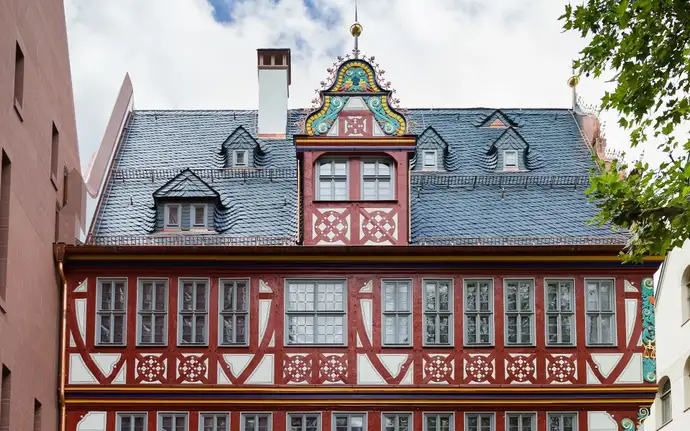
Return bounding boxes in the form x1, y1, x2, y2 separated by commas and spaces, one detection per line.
152, 169, 221, 232
305, 58, 407, 137
481, 128, 545, 172
411, 126, 450, 171
474, 110, 520, 128
220, 126, 267, 168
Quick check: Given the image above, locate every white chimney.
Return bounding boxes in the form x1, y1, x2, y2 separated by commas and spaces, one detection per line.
257, 48, 291, 139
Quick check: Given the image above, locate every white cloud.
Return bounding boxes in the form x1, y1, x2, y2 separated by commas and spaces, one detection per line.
64, 0, 667, 176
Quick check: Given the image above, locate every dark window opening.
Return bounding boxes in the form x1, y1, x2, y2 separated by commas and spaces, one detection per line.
0, 152, 11, 301
33, 400, 41, 431
13, 43, 24, 108
51, 124, 59, 180
0, 366, 11, 431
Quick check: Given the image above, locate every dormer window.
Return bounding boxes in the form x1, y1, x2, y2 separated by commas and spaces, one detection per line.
165, 204, 180, 229
362, 159, 393, 200
422, 150, 437, 169
503, 150, 518, 169
317, 159, 348, 200
233, 150, 248, 167
192, 204, 207, 229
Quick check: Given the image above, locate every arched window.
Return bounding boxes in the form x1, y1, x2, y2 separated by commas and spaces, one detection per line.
361, 158, 394, 200
660, 378, 672, 425
316, 159, 348, 201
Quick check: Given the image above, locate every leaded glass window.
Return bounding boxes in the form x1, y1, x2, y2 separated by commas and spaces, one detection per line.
317, 160, 348, 200
423, 280, 452, 345
361, 159, 393, 200
383, 414, 410, 431
333, 414, 365, 431
97, 279, 126, 345
506, 413, 535, 431
585, 279, 616, 345
288, 413, 320, 431
138, 279, 167, 345
219, 279, 249, 345
464, 280, 493, 345
382, 280, 411, 345
547, 413, 577, 431
286, 280, 346, 345
546, 280, 575, 345
504, 280, 534, 345
424, 414, 452, 431
178, 279, 208, 345
465, 414, 493, 431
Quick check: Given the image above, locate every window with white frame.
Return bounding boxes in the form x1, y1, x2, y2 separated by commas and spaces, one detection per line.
287, 413, 320, 431
660, 378, 672, 425
219, 279, 249, 345
192, 204, 207, 228
506, 413, 535, 431
117, 413, 146, 431
503, 150, 518, 168
241, 413, 271, 431
317, 159, 348, 200
333, 414, 365, 431
585, 279, 615, 345
424, 413, 452, 431
382, 414, 411, 431
286, 280, 346, 345
465, 413, 493, 431
158, 413, 187, 431
233, 149, 248, 167
362, 159, 393, 200
138, 279, 168, 345
504, 279, 534, 345
464, 280, 493, 345
422, 150, 437, 169
97, 279, 126, 345
382, 280, 411, 345
546, 413, 577, 431
179, 279, 208, 345
545, 280, 575, 345
164, 204, 180, 228
200, 414, 228, 431
423, 280, 452, 345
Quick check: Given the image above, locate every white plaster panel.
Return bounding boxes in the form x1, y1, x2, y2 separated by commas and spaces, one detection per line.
112, 364, 126, 384
224, 354, 255, 378
74, 298, 87, 342
69, 353, 98, 384
246, 354, 274, 384
359, 280, 373, 293
356, 334, 363, 347
586, 364, 601, 384
77, 412, 106, 431
591, 353, 623, 378
327, 118, 339, 136
625, 299, 637, 345
624, 280, 639, 292
400, 365, 414, 385
344, 97, 367, 110
90, 353, 121, 378
357, 354, 386, 384
268, 333, 275, 347
259, 279, 273, 293
74, 279, 88, 292
218, 366, 231, 384
616, 352, 643, 384
258, 299, 271, 344
360, 298, 373, 343
377, 354, 408, 377
587, 411, 618, 430
69, 333, 76, 347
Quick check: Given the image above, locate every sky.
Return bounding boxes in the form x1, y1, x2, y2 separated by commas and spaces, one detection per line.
64, 0, 652, 177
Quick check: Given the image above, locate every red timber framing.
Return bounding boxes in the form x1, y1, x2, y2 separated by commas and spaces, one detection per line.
56, 244, 661, 430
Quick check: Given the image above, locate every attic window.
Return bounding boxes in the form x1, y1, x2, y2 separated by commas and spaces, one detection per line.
233, 150, 248, 167
503, 150, 518, 169
422, 150, 437, 169
192, 204, 207, 228
165, 204, 180, 229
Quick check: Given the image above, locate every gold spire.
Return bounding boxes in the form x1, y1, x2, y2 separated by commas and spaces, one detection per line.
350, 0, 362, 56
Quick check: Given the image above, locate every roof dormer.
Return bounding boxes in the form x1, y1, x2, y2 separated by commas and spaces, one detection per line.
482, 128, 544, 172
152, 169, 221, 232
412, 126, 448, 171
221, 126, 266, 168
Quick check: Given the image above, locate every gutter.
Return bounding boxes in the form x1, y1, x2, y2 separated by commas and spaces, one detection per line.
55, 245, 68, 431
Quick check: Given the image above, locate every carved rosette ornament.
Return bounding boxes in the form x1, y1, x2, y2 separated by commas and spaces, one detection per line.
641, 277, 656, 383
547, 355, 576, 382
284, 355, 312, 383
319, 355, 348, 382
424, 355, 453, 382
178, 355, 206, 382
465, 355, 493, 383
136, 355, 165, 382
506, 355, 535, 382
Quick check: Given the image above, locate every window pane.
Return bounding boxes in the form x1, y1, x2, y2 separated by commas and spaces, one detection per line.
334, 161, 347, 176
362, 162, 376, 176
319, 162, 333, 176
362, 180, 377, 200
167, 206, 178, 225
194, 206, 205, 226
319, 180, 332, 200
423, 151, 436, 166
333, 179, 347, 200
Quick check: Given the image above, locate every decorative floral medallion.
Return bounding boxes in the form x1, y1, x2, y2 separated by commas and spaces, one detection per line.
314, 211, 348, 243
319, 355, 347, 382
361, 211, 395, 243
136, 355, 165, 382
506, 355, 535, 382
178, 355, 206, 382
284, 355, 312, 383
424, 355, 453, 382
465, 356, 493, 382
547, 355, 576, 382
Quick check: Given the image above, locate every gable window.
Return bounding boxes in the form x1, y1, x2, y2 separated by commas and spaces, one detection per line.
464, 279, 493, 345
233, 149, 248, 167
192, 204, 207, 228
660, 378, 672, 425
546, 413, 577, 431
219, 279, 248, 345
286, 280, 346, 345
241, 413, 271, 431
117, 413, 147, 431
422, 150, 437, 169
383, 414, 411, 431
164, 204, 180, 229
546, 280, 575, 345
96, 279, 127, 345
137, 279, 168, 345
288, 413, 320, 431
506, 413, 535, 431
424, 414, 452, 431
585, 279, 616, 345
333, 414, 365, 431
362, 159, 393, 200
465, 413, 493, 431
200, 414, 228, 431
423, 280, 452, 345
504, 279, 534, 345
382, 280, 412, 346
317, 159, 348, 200
503, 150, 518, 168
158, 413, 187, 431
179, 279, 208, 345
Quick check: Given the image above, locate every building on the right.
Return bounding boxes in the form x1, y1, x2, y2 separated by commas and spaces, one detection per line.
648, 240, 690, 430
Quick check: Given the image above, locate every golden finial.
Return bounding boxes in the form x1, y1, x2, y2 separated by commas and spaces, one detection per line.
567, 75, 580, 88
350, 22, 363, 38
350, 0, 362, 56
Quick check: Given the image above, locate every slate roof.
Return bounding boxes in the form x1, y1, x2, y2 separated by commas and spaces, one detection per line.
89, 108, 627, 246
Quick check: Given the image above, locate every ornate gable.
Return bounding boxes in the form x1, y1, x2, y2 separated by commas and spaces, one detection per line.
153, 169, 220, 200
304, 57, 407, 137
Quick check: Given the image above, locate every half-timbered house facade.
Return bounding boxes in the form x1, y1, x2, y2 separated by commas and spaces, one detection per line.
56, 25, 661, 431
